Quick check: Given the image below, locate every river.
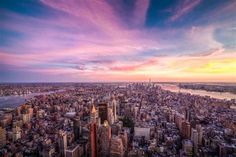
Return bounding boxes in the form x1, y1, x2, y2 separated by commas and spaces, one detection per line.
0, 90, 64, 109
158, 84, 236, 100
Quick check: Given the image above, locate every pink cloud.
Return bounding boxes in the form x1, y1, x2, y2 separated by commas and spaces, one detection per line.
1, 0, 235, 82
1, 4, 160, 59
132, 0, 150, 26
110, 59, 157, 71
170, 0, 201, 22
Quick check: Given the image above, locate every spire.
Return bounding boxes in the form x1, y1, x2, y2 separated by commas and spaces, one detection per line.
91, 105, 96, 113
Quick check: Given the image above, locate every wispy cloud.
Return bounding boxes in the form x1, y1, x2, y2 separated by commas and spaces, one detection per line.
170, 0, 202, 22
0, 0, 235, 82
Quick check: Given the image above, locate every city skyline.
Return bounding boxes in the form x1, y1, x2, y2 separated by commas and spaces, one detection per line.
0, 0, 236, 82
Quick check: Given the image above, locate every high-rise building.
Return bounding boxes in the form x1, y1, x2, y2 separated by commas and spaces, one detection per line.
185, 110, 191, 122
191, 128, 198, 155
0, 126, 6, 148
65, 145, 80, 157
90, 105, 98, 157
98, 103, 108, 124
108, 108, 114, 125
58, 130, 67, 157
90, 123, 98, 157
181, 140, 193, 157
12, 126, 21, 141
22, 113, 31, 124
110, 136, 124, 157
111, 98, 117, 121
181, 121, 191, 139
28, 107, 34, 119
42, 146, 55, 157
118, 131, 128, 152
196, 124, 203, 146
99, 120, 111, 157
73, 116, 81, 141
175, 113, 184, 130
117, 102, 121, 116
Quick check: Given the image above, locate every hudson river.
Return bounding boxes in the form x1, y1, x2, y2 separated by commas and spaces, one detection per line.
0, 90, 63, 109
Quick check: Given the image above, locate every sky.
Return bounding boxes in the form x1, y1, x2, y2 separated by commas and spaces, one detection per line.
0, 0, 236, 82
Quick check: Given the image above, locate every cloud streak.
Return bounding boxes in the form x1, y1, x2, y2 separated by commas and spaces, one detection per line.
170, 0, 202, 22
0, 0, 235, 82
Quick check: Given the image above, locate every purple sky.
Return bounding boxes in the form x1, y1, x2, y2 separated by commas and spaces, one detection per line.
0, 0, 236, 82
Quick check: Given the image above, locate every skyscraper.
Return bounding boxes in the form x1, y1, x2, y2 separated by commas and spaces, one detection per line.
181, 121, 191, 139
73, 116, 81, 141
196, 124, 203, 146
65, 145, 80, 157
108, 108, 114, 125
99, 120, 111, 157
181, 140, 193, 157
191, 128, 198, 155
110, 136, 124, 157
185, 109, 191, 122
0, 126, 6, 148
90, 105, 98, 157
111, 98, 117, 122
12, 126, 21, 141
58, 130, 67, 157
98, 103, 108, 124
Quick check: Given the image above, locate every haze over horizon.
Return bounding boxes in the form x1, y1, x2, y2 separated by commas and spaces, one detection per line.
0, 0, 236, 82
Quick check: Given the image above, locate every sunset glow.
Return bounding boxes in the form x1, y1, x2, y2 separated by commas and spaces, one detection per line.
0, 0, 236, 82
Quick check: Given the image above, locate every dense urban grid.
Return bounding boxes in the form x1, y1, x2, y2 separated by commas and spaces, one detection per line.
0, 83, 68, 96
0, 83, 236, 157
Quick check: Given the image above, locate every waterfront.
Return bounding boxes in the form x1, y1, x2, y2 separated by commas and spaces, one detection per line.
0, 90, 64, 109
158, 83, 236, 100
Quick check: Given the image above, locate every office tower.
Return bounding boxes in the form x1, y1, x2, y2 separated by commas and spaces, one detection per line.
22, 113, 31, 124
111, 124, 119, 135
157, 130, 163, 142
99, 120, 111, 157
181, 140, 193, 157
119, 131, 128, 152
134, 106, 139, 119
219, 144, 228, 157
12, 119, 23, 128
110, 136, 124, 157
196, 124, 203, 146
42, 147, 55, 157
12, 126, 21, 141
191, 128, 198, 155
28, 107, 34, 119
174, 113, 184, 130
90, 105, 98, 157
73, 116, 81, 141
65, 145, 80, 157
116, 102, 121, 116
58, 130, 67, 157
111, 98, 117, 121
98, 103, 108, 124
181, 121, 191, 139
108, 108, 114, 125
185, 109, 193, 122
15, 107, 21, 116
0, 126, 6, 148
